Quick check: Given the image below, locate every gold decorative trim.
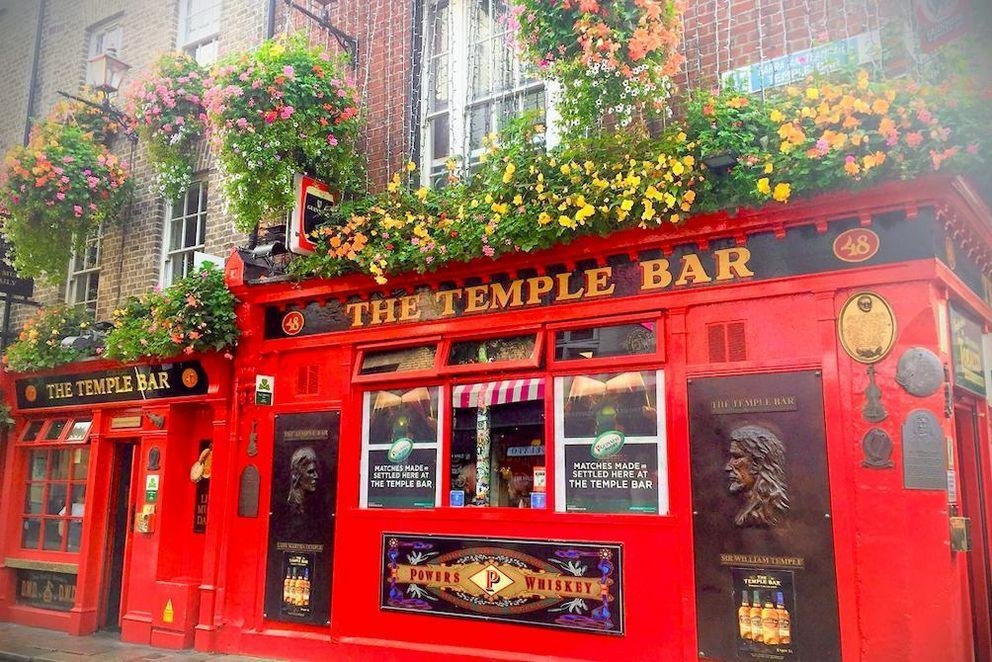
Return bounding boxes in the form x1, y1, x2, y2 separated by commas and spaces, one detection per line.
4, 558, 79, 574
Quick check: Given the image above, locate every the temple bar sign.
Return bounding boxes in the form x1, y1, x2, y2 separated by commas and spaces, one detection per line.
15, 361, 209, 409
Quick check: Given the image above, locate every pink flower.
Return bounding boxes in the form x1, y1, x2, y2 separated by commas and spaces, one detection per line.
482, 245, 495, 257
280, 105, 295, 119
905, 132, 923, 148
326, 134, 338, 146
73, 205, 83, 217
967, 143, 979, 155
236, 117, 249, 129
283, 65, 295, 78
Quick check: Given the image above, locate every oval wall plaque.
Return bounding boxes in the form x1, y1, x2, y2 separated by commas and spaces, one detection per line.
838, 292, 896, 364
833, 228, 880, 263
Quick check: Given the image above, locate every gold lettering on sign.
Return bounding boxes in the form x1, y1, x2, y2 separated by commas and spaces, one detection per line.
584, 267, 615, 297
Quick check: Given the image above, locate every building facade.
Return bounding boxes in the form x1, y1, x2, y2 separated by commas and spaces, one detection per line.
0, 0, 990, 660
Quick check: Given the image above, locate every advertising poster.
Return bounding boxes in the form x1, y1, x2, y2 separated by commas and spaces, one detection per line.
263, 411, 339, 625
362, 388, 440, 508
689, 372, 840, 661
562, 443, 659, 513
381, 534, 623, 635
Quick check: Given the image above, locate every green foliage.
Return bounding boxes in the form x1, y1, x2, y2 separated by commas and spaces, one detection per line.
204, 34, 363, 232
3, 305, 97, 373
103, 264, 239, 362
0, 121, 130, 282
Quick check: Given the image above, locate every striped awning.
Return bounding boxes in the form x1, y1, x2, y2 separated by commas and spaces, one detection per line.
453, 378, 545, 408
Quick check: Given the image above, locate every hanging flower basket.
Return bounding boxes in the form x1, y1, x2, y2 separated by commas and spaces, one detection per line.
0, 120, 130, 281
3, 305, 97, 373
51, 90, 130, 145
512, 0, 684, 133
125, 52, 208, 199
204, 34, 363, 232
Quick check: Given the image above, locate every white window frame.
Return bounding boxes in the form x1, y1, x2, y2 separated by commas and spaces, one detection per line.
88, 19, 122, 58
161, 181, 208, 286
418, 0, 560, 186
66, 225, 103, 317
177, 0, 221, 66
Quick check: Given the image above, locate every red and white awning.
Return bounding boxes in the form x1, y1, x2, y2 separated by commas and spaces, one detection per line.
453, 379, 545, 408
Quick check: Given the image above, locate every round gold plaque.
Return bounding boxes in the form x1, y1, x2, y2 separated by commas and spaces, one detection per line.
838, 292, 896, 364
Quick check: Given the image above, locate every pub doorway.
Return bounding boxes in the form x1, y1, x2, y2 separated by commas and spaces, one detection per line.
953, 398, 992, 662
100, 440, 137, 631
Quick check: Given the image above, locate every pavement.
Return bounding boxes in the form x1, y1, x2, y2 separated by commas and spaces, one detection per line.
0, 623, 274, 662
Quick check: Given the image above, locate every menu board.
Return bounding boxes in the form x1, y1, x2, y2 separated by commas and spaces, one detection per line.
362, 388, 440, 509
555, 371, 666, 514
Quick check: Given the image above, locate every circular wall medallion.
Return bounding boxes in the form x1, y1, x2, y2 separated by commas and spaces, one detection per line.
895, 347, 944, 397
861, 428, 894, 468
281, 310, 305, 336
181, 367, 200, 389
833, 228, 880, 263
838, 292, 897, 364
23, 384, 37, 402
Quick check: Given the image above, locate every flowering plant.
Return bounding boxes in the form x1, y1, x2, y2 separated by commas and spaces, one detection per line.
51, 91, 129, 145
103, 263, 238, 362
289, 115, 700, 283
125, 52, 208, 199
204, 34, 362, 232
3, 305, 97, 373
0, 121, 130, 281
512, 0, 683, 132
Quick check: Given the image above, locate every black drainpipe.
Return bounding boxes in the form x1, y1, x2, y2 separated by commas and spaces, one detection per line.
23, 0, 46, 145
267, 0, 277, 39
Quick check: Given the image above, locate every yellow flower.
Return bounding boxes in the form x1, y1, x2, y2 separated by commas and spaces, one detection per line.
870, 98, 889, 115
764, 162, 774, 174
415, 187, 429, 202
558, 215, 575, 228
757, 178, 771, 195
641, 199, 656, 221
575, 204, 595, 222
671, 161, 685, 175
387, 173, 401, 193
620, 199, 634, 211
769, 109, 784, 123
512, 194, 523, 205
644, 185, 661, 201
682, 155, 695, 167
538, 211, 552, 225
491, 202, 509, 215
676, 131, 687, 142
406, 161, 417, 172
805, 87, 819, 100
773, 182, 791, 202
683, 189, 696, 204
502, 162, 516, 183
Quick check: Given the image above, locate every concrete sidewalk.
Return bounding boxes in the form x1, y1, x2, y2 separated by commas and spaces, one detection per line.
0, 623, 275, 662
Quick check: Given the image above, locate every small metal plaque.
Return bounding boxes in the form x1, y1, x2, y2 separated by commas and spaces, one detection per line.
238, 465, 260, 517
895, 347, 943, 397
838, 292, 896, 364
110, 415, 142, 430
147, 447, 161, 471
861, 428, 893, 468
902, 409, 947, 490
862, 365, 887, 422
950, 516, 972, 552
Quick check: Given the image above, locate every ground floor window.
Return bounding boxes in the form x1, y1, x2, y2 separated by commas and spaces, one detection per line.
22, 447, 90, 552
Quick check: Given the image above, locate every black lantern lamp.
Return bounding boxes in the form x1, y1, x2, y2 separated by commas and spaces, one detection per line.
701, 151, 739, 176
85, 48, 131, 95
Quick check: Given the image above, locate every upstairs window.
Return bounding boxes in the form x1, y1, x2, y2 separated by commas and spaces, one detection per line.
66, 226, 102, 317
89, 19, 122, 59
178, 0, 221, 65
418, 0, 551, 186
163, 181, 208, 285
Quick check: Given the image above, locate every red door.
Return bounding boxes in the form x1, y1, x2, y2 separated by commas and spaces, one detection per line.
954, 399, 992, 662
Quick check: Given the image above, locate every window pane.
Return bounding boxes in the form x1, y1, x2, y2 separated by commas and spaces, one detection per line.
70, 485, 86, 515
449, 335, 536, 365
50, 450, 70, 480
451, 398, 545, 508
360, 346, 437, 375
67, 420, 92, 442
562, 371, 658, 439
430, 114, 450, 161
555, 322, 657, 361
72, 449, 90, 480
47, 483, 67, 515
24, 483, 44, 514
21, 518, 41, 548
44, 420, 67, 440
29, 451, 47, 479
67, 520, 83, 552
43, 519, 64, 551
22, 420, 44, 441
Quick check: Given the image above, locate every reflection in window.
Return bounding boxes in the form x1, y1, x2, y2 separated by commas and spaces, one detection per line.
360, 345, 437, 375
448, 334, 536, 365
22, 420, 44, 442
67, 420, 92, 442
451, 379, 546, 508
555, 322, 656, 361
562, 371, 658, 439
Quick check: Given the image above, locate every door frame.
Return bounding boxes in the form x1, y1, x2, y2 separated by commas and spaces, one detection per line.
98, 439, 139, 630
953, 395, 992, 662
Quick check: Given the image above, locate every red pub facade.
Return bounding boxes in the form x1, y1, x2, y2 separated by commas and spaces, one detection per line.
1, 177, 991, 661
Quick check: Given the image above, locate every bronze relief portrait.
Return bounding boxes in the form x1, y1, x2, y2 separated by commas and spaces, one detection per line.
725, 424, 790, 527
287, 446, 319, 516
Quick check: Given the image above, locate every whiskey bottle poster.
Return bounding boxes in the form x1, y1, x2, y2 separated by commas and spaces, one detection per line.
263, 411, 340, 625
731, 567, 796, 660
689, 372, 840, 661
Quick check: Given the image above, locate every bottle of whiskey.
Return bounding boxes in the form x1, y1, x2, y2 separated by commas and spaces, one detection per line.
738, 592, 752, 640
302, 567, 311, 607
282, 567, 292, 604
762, 593, 780, 645
749, 590, 764, 643
776, 591, 791, 645
291, 567, 302, 606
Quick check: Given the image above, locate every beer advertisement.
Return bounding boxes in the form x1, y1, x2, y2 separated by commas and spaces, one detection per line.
689, 371, 840, 661
263, 411, 339, 625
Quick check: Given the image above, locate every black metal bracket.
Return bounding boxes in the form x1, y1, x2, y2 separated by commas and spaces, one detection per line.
55, 90, 138, 143
283, 0, 359, 65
